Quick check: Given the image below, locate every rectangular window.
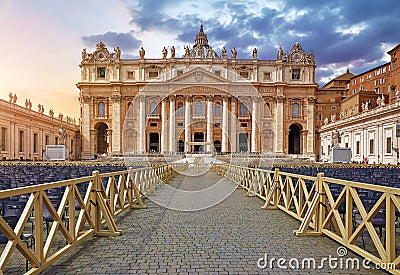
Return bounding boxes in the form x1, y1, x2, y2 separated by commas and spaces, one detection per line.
195, 102, 203, 115
264, 72, 271, 80
97, 67, 106, 79
386, 137, 392, 154
177, 104, 183, 116
317, 113, 322, 120
150, 123, 157, 127
19, 130, 24, 152
45, 135, 49, 146
239, 71, 249, 79
383, 67, 386, 73
292, 103, 300, 117
369, 139, 374, 155
177, 122, 183, 127
214, 122, 221, 127
353, 79, 357, 85
1, 127, 6, 151
127, 71, 135, 79
321, 145, 324, 155
345, 142, 349, 148
55, 137, 59, 145
240, 123, 247, 128
360, 77, 364, 83
355, 141, 360, 155
292, 69, 300, 80
368, 74, 371, 79
33, 133, 38, 153
375, 88, 380, 93
149, 71, 158, 78
214, 104, 221, 116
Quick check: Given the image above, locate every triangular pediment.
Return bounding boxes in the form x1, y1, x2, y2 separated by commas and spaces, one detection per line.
169, 68, 230, 84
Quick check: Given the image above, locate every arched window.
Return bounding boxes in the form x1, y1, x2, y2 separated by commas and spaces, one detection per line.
98, 102, 105, 116
292, 103, 300, 117
240, 102, 247, 115
150, 102, 158, 114
195, 101, 203, 114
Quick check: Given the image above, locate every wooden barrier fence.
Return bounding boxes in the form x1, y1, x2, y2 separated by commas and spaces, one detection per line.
215, 164, 400, 274
0, 164, 176, 274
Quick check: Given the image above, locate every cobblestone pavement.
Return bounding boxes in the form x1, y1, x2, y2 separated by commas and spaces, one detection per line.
43, 172, 384, 274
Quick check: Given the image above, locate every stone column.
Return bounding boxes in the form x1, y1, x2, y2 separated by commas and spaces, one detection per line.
161, 98, 167, 153
138, 96, 146, 153
184, 95, 191, 152
230, 98, 237, 152
111, 94, 121, 155
222, 95, 229, 152
206, 95, 214, 152
274, 94, 285, 153
251, 97, 259, 152
169, 95, 176, 152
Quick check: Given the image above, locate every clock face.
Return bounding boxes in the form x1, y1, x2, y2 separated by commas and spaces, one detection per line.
293, 52, 302, 62
97, 52, 105, 60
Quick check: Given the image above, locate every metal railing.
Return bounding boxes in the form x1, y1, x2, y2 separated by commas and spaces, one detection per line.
0, 164, 176, 274
214, 164, 400, 274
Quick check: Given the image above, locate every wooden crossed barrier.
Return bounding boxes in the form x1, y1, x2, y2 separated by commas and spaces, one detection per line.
215, 164, 400, 274
0, 164, 177, 274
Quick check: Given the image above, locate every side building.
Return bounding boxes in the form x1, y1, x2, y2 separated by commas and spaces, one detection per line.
319, 43, 400, 164
0, 95, 80, 161
77, 25, 318, 159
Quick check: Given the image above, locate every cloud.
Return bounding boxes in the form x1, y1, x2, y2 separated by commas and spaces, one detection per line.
82, 31, 142, 52
95, 0, 400, 86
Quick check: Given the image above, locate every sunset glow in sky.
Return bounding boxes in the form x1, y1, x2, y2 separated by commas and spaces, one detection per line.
1, 0, 399, 118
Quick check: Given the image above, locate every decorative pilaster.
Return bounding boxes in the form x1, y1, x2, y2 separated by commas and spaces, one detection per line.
274, 94, 285, 153
138, 96, 146, 153
184, 95, 191, 152
222, 95, 229, 152
306, 96, 315, 155
111, 94, 121, 154
82, 95, 92, 159
169, 95, 176, 152
161, 99, 167, 153
230, 98, 237, 152
251, 96, 260, 152
206, 95, 214, 152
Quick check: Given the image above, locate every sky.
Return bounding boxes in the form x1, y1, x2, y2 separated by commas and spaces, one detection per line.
0, 0, 399, 119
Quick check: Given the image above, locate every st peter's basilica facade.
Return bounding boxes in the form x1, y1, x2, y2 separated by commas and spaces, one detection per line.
77, 25, 317, 159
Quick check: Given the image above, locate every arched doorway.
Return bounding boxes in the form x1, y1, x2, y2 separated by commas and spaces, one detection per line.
95, 122, 108, 155
288, 124, 301, 154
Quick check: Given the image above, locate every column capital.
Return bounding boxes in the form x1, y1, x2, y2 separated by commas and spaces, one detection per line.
252, 95, 263, 102
273, 95, 286, 102
206, 95, 214, 101
184, 94, 192, 101
82, 96, 91, 104
111, 94, 122, 103
138, 95, 147, 102
222, 94, 230, 101
169, 94, 176, 102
